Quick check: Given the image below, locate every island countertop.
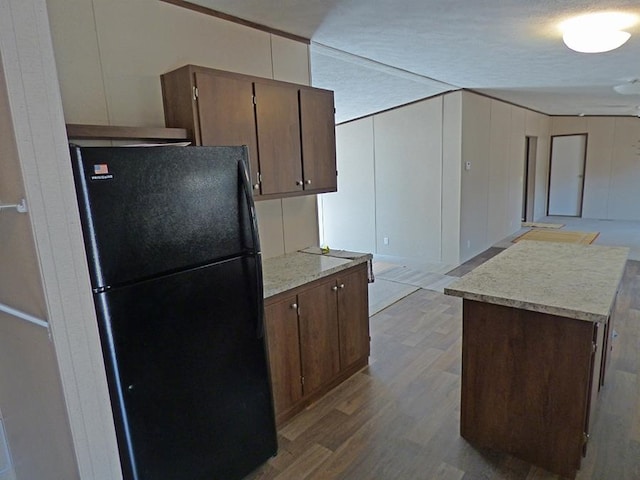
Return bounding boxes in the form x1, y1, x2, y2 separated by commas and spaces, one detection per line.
444, 240, 629, 322
262, 249, 372, 299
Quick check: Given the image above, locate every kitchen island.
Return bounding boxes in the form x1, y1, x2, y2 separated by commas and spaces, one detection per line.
444, 240, 628, 479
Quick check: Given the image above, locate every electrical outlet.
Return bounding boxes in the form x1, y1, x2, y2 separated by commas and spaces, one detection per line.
383, 237, 389, 245
466, 240, 471, 249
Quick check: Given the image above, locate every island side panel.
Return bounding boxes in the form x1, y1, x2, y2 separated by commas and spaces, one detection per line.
585, 320, 605, 444
460, 299, 595, 479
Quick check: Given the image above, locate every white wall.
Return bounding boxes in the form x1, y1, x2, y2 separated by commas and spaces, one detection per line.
321, 95, 450, 266
550, 116, 640, 221
47, 0, 317, 259
459, 92, 491, 260
374, 99, 443, 263
459, 92, 550, 262
507, 108, 526, 230
323, 90, 551, 267
580, 118, 614, 219
441, 92, 462, 264
486, 100, 512, 246
608, 118, 640, 220
526, 110, 551, 221
320, 117, 376, 253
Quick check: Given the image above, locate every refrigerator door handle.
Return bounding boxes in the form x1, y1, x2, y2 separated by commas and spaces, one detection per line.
238, 150, 266, 339
254, 253, 266, 339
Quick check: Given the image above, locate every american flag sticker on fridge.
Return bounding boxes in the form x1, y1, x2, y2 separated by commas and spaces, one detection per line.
94, 164, 109, 175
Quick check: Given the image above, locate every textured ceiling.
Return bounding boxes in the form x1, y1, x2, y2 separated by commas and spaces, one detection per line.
188, 0, 640, 123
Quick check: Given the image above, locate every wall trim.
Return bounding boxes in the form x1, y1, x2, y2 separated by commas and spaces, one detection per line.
160, 0, 310, 44
337, 89, 459, 126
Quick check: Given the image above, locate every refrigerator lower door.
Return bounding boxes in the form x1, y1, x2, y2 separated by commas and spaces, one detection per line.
94, 256, 276, 480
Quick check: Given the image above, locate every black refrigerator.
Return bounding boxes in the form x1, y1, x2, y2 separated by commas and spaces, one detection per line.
69, 145, 277, 480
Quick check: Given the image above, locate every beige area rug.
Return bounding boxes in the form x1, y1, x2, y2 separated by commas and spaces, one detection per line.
513, 229, 600, 245
376, 266, 458, 292
368, 280, 418, 316
368, 263, 459, 315
521, 222, 565, 228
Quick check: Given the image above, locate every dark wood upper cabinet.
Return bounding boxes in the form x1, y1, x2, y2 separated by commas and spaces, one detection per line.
299, 88, 337, 194
161, 65, 337, 200
254, 81, 302, 195
193, 72, 261, 194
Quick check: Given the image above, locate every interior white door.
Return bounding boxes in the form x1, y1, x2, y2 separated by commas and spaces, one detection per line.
548, 135, 586, 216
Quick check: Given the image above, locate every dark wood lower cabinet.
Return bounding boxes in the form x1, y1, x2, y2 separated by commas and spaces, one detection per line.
297, 277, 341, 395
264, 295, 303, 416
337, 266, 370, 370
264, 263, 370, 425
460, 299, 611, 479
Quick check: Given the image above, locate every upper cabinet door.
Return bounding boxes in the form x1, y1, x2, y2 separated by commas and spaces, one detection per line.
254, 82, 303, 195
162, 65, 338, 200
299, 88, 337, 193
194, 72, 261, 195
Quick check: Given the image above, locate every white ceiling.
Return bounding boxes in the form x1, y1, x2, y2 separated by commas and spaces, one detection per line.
189, 0, 640, 123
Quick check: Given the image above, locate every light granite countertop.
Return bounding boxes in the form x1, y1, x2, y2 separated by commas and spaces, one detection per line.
262, 249, 372, 299
444, 240, 629, 322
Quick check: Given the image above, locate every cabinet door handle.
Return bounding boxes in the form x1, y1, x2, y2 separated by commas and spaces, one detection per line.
296, 180, 303, 186
305, 179, 312, 185
339, 283, 345, 289
290, 303, 298, 310
253, 183, 260, 190
331, 286, 338, 292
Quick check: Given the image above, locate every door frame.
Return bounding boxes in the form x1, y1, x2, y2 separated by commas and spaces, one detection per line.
522, 136, 537, 222
546, 133, 588, 217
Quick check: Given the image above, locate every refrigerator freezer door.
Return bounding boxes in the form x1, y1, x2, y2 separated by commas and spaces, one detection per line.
70, 146, 255, 289
95, 256, 276, 480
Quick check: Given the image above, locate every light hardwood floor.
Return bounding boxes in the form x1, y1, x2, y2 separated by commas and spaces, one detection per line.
247, 251, 639, 480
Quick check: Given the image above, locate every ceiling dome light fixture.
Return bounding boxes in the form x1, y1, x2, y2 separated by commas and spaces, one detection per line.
613, 79, 640, 95
560, 12, 638, 53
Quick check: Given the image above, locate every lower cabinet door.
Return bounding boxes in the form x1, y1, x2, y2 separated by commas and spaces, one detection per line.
337, 264, 370, 370
264, 295, 303, 415
298, 278, 341, 395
